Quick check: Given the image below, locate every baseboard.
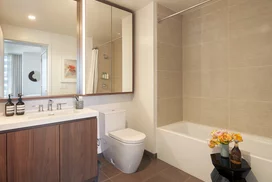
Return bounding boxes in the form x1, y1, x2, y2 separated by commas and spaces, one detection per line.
144, 150, 157, 159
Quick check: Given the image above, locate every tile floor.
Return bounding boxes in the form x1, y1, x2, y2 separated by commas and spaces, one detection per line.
97, 155, 203, 182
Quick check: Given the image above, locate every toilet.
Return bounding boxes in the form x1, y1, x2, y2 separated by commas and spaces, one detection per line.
99, 109, 146, 174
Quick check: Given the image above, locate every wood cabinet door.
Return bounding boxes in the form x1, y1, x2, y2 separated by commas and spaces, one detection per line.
0, 134, 6, 182
60, 118, 97, 182
7, 125, 59, 182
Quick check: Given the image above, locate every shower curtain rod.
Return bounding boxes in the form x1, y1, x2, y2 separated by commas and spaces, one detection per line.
158, 0, 213, 23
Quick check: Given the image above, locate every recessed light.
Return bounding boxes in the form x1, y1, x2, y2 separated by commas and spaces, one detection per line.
28, 15, 36, 20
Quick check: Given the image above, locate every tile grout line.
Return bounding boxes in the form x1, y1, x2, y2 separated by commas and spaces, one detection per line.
184, 176, 192, 182
142, 165, 171, 182
100, 171, 110, 182
108, 171, 122, 181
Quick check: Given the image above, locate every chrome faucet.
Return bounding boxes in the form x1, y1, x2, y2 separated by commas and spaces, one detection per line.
32, 104, 44, 112
48, 99, 53, 111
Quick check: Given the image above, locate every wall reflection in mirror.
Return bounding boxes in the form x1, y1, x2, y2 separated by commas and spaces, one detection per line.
0, 0, 77, 98
0, 0, 134, 99
85, 1, 133, 94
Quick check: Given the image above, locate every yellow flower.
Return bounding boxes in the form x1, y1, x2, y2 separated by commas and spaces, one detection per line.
208, 140, 216, 148
233, 133, 243, 142
208, 139, 220, 148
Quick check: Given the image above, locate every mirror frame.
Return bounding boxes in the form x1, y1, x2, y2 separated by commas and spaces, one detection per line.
0, 0, 134, 102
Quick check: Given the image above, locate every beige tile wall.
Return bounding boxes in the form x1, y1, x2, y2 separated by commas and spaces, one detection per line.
97, 42, 112, 93
157, 4, 183, 127
97, 38, 123, 93
112, 38, 123, 92
182, 0, 272, 138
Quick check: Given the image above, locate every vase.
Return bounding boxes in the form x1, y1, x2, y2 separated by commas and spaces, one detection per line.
230, 142, 242, 165
220, 144, 229, 158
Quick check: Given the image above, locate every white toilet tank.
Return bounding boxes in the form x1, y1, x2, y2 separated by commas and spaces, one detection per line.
99, 109, 126, 135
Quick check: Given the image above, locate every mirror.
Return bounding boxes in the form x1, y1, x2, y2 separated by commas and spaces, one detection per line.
85, 1, 133, 94
0, 0, 134, 100
0, 0, 77, 98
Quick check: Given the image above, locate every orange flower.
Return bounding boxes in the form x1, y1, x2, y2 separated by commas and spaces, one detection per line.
218, 133, 232, 144
233, 133, 243, 143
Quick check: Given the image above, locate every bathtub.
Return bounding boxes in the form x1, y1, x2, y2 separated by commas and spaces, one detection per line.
156, 122, 272, 182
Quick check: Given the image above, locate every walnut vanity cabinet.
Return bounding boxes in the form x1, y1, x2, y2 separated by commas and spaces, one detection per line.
0, 134, 6, 182
0, 117, 97, 182
7, 125, 60, 182
60, 118, 97, 182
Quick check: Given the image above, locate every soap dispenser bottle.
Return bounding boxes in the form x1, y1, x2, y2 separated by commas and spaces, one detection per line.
5, 94, 15, 117
16, 94, 25, 115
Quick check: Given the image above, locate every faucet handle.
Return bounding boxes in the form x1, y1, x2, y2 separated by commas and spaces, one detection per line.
56, 103, 67, 110
32, 104, 44, 112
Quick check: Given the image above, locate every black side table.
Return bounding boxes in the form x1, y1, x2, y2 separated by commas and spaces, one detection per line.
210, 153, 251, 182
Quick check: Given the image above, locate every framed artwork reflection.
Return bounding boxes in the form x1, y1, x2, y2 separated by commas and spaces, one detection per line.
61, 59, 77, 82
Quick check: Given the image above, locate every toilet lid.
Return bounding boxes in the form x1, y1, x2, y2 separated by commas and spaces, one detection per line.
109, 128, 146, 144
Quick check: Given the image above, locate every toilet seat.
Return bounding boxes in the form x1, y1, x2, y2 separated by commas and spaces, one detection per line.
109, 128, 146, 144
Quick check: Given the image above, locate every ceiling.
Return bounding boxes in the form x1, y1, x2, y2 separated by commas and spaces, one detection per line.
108, 0, 207, 12
0, 0, 77, 36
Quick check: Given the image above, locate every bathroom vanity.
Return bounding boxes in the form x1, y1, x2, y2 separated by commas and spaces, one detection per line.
0, 108, 98, 182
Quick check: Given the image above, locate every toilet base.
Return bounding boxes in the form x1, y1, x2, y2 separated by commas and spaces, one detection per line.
102, 135, 145, 174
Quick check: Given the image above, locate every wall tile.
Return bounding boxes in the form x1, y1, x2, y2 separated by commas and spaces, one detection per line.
201, 40, 228, 70
158, 18, 182, 46
182, 17, 202, 37
200, 98, 228, 128
157, 4, 183, 127
183, 71, 201, 97
158, 98, 183, 127
160, 0, 272, 138
182, 32, 201, 47
158, 42, 182, 71
157, 4, 182, 21
230, 100, 272, 128
229, 31, 272, 68
183, 97, 201, 123
201, 70, 228, 98
158, 71, 182, 99
180, 0, 272, 139
230, 66, 272, 102
201, 0, 228, 15
183, 45, 201, 71
229, 0, 272, 23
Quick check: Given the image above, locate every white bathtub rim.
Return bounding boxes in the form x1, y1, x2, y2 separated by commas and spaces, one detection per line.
158, 121, 272, 145
157, 121, 272, 163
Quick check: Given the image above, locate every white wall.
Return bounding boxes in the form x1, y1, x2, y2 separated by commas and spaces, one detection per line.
0, 26, 4, 97
123, 2, 157, 153
122, 14, 133, 92
22, 52, 41, 96
1, 24, 77, 95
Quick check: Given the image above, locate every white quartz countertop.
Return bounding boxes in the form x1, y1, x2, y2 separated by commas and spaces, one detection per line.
0, 108, 99, 132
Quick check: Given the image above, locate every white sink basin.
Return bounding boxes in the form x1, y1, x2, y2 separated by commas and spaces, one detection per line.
27, 109, 84, 120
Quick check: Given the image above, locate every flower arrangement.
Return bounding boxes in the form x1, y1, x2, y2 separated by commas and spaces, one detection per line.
208, 129, 243, 148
